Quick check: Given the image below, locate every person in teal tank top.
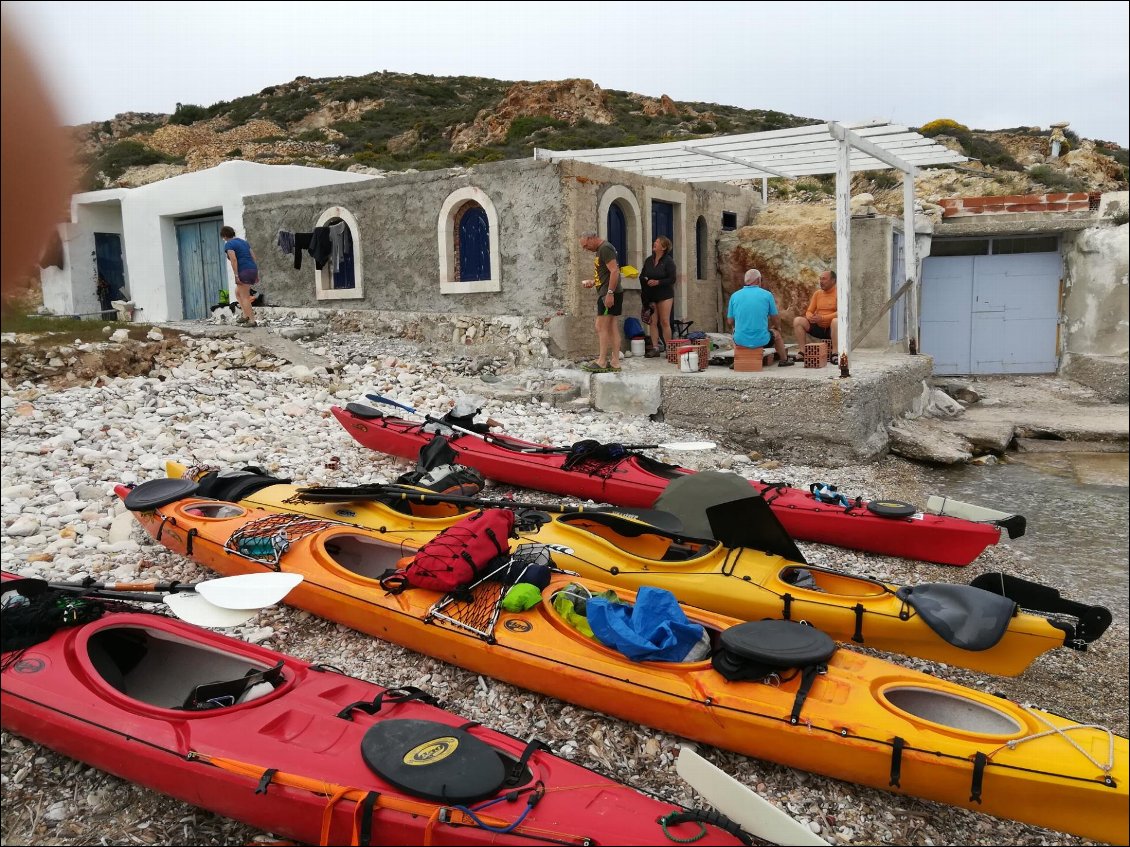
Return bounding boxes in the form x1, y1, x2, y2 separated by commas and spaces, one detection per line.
726, 269, 793, 366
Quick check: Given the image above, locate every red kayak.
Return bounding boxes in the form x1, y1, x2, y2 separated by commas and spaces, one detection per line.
0, 573, 746, 847
332, 403, 1013, 566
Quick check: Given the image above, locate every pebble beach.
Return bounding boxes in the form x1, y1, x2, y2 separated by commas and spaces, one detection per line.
2, 321, 1126, 847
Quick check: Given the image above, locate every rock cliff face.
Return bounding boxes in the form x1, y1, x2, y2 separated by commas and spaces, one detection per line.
449, 79, 616, 153
69, 70, 1126, 202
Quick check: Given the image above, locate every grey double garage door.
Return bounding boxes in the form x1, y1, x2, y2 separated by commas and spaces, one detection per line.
921, 236, 1061, 375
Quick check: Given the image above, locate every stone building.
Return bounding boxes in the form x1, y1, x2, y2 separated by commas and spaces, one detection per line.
242, 157, 755, 359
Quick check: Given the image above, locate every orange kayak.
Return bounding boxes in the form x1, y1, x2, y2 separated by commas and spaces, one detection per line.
163, 462, 1111, 677
119, 480, 1129, 844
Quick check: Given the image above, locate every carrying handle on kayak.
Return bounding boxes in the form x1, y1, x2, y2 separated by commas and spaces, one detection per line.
336, 685, 440, 720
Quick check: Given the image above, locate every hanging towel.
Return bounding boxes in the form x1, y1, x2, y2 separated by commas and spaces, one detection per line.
587, 586, 706, 663
276, 230, 295, 256
293, 232, 314, 270
328, 221, 346, 272
309, 227, 332, 270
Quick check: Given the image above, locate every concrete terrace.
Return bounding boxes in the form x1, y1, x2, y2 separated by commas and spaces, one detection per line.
588, 350, 932, 465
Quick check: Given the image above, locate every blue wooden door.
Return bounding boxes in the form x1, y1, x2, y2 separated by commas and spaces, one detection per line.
458, 205, 490, 282
607, 203, 627, 266
922, 251, 1061, 374
652, 200, 674, 243
970, 253, 1060, 373
94, 232, 125, 311
921, 256, 976, 373
176, 218, 226, 320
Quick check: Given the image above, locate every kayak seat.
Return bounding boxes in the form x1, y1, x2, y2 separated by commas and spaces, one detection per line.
894, 583, 1017, 651
87, 628, 284, 709
361, 719, 507, 803
195, 468, 290, 503
345, 402, 385, 419
712, 620, 836, 724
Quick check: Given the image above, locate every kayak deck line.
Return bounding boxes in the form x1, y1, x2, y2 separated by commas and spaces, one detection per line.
330, 405, 1012, 567
153, 467, 1108, 678
121, 490, 1130, 843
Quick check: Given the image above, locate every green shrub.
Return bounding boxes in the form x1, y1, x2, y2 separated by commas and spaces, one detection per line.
295, 128, 327, 142
85, 140, 180, 185
795, 180, 823, 193
225, 149, 242, 157
169, 103, 209, 125
506, 116, 566, 142
1027, 165, 1087, 192
864, 169, 900, 189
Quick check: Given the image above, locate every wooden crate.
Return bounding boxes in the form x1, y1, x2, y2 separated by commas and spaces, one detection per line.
733, 345, 765, 372
802, 342, 829, 369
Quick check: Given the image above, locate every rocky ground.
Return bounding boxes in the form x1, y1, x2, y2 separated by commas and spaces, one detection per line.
1, 320, 1126, 846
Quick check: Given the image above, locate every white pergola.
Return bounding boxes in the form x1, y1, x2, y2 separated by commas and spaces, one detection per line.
535, 121, 967, 374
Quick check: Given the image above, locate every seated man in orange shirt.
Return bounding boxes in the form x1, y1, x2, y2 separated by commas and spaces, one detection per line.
793, 270, 839, 362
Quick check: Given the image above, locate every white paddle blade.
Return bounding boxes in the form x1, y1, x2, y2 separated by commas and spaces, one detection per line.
676, 746, 829, 846
659, 441, 716, 451
195, 572, 304, 610
926, 494, 1013, 523
163, 593, 259, 628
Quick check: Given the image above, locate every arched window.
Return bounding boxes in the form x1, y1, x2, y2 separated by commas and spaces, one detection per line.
439, 187, 501, 294
696, 216, 708, 280
597, 186, 642, 289
607, 202, 627, 266
456, 202, 490, 281
315, 206, 363, 300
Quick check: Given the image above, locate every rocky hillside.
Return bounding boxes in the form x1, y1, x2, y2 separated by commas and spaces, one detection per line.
72, 71, 1128, 200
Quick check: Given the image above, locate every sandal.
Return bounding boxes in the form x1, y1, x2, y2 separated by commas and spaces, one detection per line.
581, 361, 610, 373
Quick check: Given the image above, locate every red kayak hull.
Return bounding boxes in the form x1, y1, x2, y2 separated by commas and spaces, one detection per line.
332, 405, 1000, 566
0, 576, 741, 846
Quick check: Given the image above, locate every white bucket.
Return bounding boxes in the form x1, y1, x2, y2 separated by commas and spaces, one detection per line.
630, 338, 646, 356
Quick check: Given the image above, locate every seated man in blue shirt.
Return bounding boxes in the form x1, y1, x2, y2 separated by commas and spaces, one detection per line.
726, 269, 794, 366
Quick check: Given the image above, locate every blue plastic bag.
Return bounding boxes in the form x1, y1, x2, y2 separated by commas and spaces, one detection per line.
623, 317, 645, 339
587, 586, 705, 662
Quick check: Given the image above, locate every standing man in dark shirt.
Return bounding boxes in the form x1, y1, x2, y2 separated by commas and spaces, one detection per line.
579, 231, 622, 372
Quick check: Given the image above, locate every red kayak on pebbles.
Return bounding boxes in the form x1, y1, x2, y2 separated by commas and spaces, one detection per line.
331, 401, 1024, 567
0, 573, 749, 847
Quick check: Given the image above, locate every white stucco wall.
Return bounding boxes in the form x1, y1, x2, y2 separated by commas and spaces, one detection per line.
1063, 223, 1130, 356
48, 162, 376, 322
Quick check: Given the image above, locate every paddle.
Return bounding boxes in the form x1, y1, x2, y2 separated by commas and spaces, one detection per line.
293, 483, 687, 535
926, 494, 1027, 539
363, 394, 716, 453
676, 746, 829, 846
42, 573, 304, 628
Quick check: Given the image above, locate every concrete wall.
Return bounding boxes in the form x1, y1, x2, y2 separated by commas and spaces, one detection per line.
41, 163, 375, 323
849, 216, 899, 351
243, 159, 567, 319
243, 158, 754, 359
41, 200, 127, 317
1062, 224, 1129, 358
658, 354, 934, 465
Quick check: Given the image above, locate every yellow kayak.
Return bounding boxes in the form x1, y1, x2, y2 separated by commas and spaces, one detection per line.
121, 476, 1130, 845
163, 463, 1110, 678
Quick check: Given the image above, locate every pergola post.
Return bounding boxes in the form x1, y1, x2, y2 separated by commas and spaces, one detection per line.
903, 166, 919, 353
834, 136, 852, 377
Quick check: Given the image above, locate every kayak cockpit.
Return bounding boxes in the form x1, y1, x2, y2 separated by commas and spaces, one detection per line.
556, 513, 716, 563
780, 566, 889, 598
317, 530, 412, 580
878, 684, 1026, 737
86, 626, 285, 710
